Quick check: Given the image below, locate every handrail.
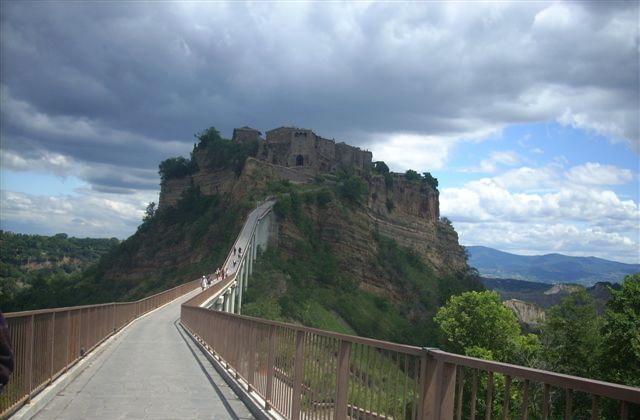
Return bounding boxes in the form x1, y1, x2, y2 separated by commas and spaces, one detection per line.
429, 349, 640, 404
180, 199, 640, 419
1, 278, 201, 418
182, 199, 275, 309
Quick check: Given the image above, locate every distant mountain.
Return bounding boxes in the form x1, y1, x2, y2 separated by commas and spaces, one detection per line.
467, 246, 639, 286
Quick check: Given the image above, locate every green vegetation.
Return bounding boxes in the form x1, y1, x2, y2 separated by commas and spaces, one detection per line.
0, 232, 119, 311
435, 274, 640, 418
2, 187, 248, 312
541, 289, 602, 379
194, 127, 259, 175
158, 156, 197, 182
159, 126, 259, 182
94, 187, 248, 301
404, 169, 438, 189
538, 274, 640, 388
336, 169, 368, 205
373, 160, 393, 188
600, 274, 640, 387
404, 169, 421, 182
435, 291, 541, 364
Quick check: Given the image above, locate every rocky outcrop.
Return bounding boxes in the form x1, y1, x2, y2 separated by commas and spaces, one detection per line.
544, 284, 582, 295
504, 299, 546, 327
368, 174, 439, 221
157, 126, 468, 282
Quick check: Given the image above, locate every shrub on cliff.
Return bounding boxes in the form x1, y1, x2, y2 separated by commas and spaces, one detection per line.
422, 172, 438, 189
403, 169, 438, 190
337, 169, 368, 204
374, 161, 394, 188
374, 161, 389, 174
404, 169, 421, 181
158, 156, 197, 181
195, 126, 259, 175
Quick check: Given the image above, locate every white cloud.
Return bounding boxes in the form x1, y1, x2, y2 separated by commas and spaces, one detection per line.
0, 189, 157, 238
456, 221, 639, 263
0, 0, 638, 254
464, 150, 521, 173
443, 177, 639, 224
367, 125, 502, 172
1, 149, 74, 177
533, 3, 572, 29
441, 165, 640, 263
369, 133, 454, 172
566, 162, 634, 186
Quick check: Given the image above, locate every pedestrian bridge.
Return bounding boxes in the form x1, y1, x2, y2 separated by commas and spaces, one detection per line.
2, 200, 639, 419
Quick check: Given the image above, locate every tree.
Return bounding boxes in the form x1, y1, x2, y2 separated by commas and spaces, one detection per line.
541, 290, 602, 379
373, 161, 390, 175
337, 171, 368, 204
404, 169, 421, 182
158, 156, 196, 181
374, 161, 393, 188
600, 274, 640, 386
422, 172, 438, 189
143, 202, 156, 223
434, 291, 540, 363
194, 126, 224, 149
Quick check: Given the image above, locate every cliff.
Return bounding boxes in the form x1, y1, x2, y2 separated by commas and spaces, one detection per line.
58, 126, 481, 346
159, 152, 465, 276
504, 299, 546, 327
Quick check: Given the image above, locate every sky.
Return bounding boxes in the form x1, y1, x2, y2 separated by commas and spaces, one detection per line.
1, 1, 638, 263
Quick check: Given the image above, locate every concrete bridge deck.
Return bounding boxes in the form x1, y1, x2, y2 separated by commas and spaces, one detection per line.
31, 290, 254, 420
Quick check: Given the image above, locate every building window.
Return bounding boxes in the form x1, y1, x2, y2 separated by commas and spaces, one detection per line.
296, 155, 304, 166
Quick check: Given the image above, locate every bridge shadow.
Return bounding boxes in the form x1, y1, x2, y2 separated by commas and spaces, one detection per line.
173, 318, 245, 420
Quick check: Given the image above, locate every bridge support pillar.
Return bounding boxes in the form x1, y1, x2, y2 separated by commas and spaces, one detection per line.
249, 238, 254, 276
223, 291, 230, 312
237, 268, 244, 315
243, 258, 249, 291
230, 285, 236, 314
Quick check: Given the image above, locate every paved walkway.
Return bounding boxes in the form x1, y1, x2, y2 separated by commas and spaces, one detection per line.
33, 291, 255, 420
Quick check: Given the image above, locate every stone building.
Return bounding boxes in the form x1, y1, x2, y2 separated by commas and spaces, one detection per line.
232, 126, 263, 144
233, 126, 372, 175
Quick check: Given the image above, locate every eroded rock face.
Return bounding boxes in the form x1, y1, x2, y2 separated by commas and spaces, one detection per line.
368, 174, 439, 221
155, 120, 470, 292
275, 197, 468, 303
158, 154, 466, 276
504, 299, 546, 327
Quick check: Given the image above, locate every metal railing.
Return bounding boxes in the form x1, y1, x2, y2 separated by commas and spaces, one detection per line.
181, 308, 640, 420
183, 199, 275, 311
1, 279, 200, 418
178, 198, 640, 419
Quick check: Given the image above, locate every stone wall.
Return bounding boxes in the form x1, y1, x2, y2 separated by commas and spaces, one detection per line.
262, 127, 372, 174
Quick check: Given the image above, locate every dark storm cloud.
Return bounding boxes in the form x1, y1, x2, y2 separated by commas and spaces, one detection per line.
1, 1, 638, 192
